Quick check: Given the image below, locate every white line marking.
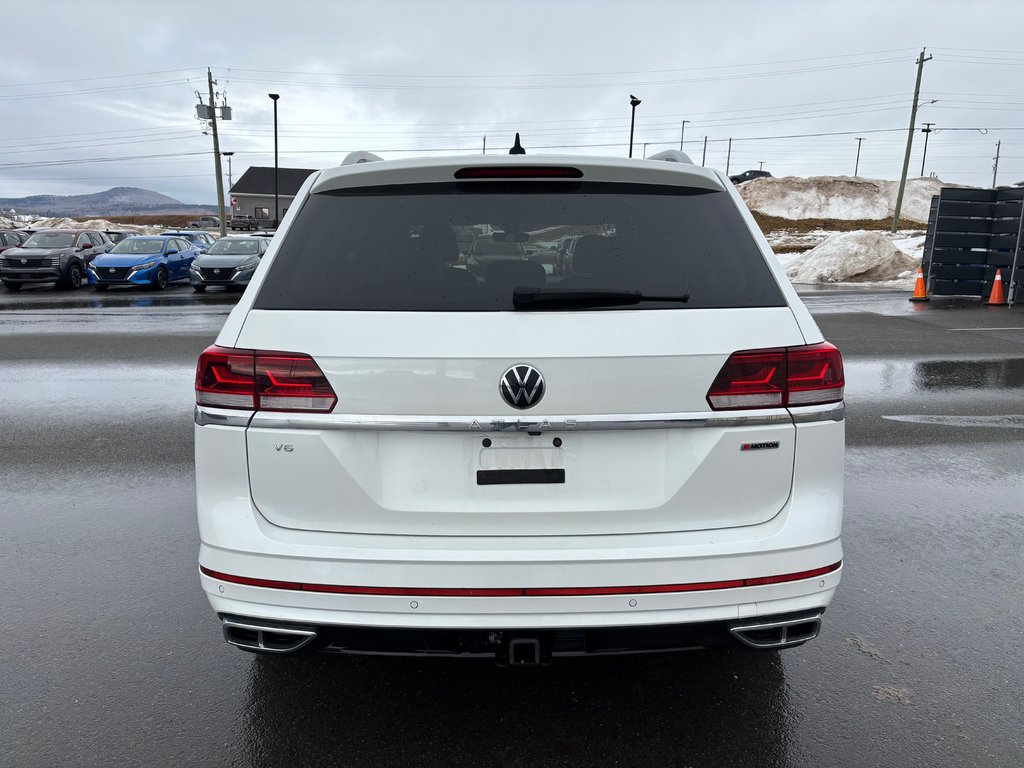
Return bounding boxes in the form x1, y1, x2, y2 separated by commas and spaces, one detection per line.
947, 327, 1024, 332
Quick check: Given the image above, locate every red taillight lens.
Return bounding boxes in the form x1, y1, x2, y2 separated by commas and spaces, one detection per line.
195, 345, 337, 413
255, 352, 337, 412
195, 346, 256, 409
707, 342, 844, 411
785, 342, 844, 406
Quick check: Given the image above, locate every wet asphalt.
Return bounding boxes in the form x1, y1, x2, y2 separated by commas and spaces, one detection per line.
1, 284, 1023, 767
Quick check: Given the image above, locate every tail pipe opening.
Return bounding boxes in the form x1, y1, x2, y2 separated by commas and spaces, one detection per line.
222, 617, 317, 654
729, 612, 823, 650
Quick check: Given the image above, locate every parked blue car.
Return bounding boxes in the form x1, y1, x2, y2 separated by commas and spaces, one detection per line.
87, 235, 200, 290
159, 230, 215, 253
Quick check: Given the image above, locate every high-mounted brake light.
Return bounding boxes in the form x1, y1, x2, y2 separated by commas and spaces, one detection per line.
195, 345, 337, 413
706, 342, 843, 411
454, 166, 583, 179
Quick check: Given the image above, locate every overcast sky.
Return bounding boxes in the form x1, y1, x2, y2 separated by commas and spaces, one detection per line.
1, 0, 1022, 204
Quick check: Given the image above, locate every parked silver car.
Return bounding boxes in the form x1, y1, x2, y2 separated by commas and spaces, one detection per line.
189, 236, 271, 291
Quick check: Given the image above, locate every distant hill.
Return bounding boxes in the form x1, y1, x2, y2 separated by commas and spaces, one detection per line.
0, 186, 216, 217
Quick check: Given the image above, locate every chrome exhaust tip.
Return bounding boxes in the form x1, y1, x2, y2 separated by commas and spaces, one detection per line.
221, 617, 317, 654
729, 613, 822, 650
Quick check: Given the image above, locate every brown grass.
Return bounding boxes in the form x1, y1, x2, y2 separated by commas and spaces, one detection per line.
106, 214, 196, 228
751, 213, 928, 234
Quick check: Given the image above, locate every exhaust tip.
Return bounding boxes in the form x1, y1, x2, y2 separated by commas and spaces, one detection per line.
222, 617, 317, 654
729, 613, 822, 649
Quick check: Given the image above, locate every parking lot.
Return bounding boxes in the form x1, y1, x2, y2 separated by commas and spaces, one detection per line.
2, 285, 1022, 767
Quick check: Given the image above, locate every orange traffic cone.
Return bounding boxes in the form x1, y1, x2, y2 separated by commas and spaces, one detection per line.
910, 267, 928, 302
986, 269, 1006, 306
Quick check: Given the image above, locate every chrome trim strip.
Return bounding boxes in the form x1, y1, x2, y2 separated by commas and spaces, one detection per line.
246, 410, 794, 433
198, 403, 843, 431
789, 402, 845, 424
194, 405, 253, 428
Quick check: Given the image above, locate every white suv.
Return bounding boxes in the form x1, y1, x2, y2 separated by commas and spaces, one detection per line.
194, 149, 844, 664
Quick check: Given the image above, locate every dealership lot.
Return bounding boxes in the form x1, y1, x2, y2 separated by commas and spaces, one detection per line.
2, 286, 1022, 767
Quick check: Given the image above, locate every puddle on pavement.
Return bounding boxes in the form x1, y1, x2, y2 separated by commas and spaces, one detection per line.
847, 357, 1024, 397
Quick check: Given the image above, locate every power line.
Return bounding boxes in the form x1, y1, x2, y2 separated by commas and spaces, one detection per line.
225, 48, 918, 80
0, 67, 205, 89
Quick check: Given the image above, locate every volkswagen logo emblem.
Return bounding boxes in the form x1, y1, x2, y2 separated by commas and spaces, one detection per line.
499, 365, 545, 409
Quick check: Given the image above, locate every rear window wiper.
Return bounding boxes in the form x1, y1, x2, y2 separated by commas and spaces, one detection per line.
512, 288, 690, 310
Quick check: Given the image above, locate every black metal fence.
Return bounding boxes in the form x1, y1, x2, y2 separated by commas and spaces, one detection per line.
921, 187, 1024, 305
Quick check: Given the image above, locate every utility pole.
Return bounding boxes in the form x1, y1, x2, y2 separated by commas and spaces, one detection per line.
482, 136, 486, 155
891, 48, 932, 233
758, 161, 765, 171
207, 68, 227, 238
854, 137, 865, 176
702, 136, 708, 166
679, 120, 690, 151
992, 140, 1001, 187
920, 123, 934, 177
725, 138, 732, 175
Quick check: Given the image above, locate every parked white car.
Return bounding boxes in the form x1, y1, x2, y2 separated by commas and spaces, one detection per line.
195, 148, 845, 663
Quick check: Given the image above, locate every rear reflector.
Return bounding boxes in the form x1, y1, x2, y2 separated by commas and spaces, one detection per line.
707, 342, 844, 410
195, 345, 338, 412
454, 166, 583, 179
199, 561, 842, 596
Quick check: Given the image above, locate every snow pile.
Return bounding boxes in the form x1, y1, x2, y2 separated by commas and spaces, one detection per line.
785, 231, 919, 283
25, 216, 164, 234
740, 176, 960, 223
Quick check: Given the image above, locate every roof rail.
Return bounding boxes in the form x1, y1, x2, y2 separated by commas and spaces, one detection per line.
646, 149, 694, 165
341, 151, 384, 166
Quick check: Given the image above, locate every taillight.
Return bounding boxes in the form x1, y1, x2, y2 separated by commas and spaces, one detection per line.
706, 342, 843, 411
195, 345, 337, 413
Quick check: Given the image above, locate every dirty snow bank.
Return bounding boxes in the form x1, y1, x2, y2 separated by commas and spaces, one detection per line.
741, 175, 961, 223
28, 216, 162, 233
785, 230, 919, 283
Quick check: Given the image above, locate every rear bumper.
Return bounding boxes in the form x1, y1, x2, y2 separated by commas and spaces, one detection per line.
216, 609, 827, 659
196, 411, 844, 637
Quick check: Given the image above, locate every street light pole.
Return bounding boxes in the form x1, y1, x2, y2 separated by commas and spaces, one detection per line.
679, 120, 690, 151
628, 95, 641, 158
920, 123, 934, 177
268, 93, 280, 228
221, 150, 234, 199
854, 137, 865, 176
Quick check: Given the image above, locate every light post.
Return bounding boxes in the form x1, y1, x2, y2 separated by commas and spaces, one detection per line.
854, 137, 865, 176
628, 95, 641, 158
920, 123, 934, 177
221, 151, 234, 206
268, 93, 280, 228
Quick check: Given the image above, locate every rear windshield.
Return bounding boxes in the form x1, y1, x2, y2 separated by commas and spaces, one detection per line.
254, 181, 785, 311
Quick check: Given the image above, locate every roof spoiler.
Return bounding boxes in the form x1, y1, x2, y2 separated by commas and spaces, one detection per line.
646, 149, 694, 164
341, 151, 384, 166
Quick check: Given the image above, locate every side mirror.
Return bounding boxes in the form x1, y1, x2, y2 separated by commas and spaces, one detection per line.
166, 248, 178, 255
80, 243, 92, 249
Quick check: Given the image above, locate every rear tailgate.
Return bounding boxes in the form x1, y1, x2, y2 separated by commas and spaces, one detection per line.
239, 307, 803, 536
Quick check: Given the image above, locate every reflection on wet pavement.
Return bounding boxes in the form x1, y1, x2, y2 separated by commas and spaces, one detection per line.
240, 651, 792, 768
845, 357, 1024, 398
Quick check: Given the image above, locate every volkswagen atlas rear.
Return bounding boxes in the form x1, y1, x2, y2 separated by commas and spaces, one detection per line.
195, 149, 844, 663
